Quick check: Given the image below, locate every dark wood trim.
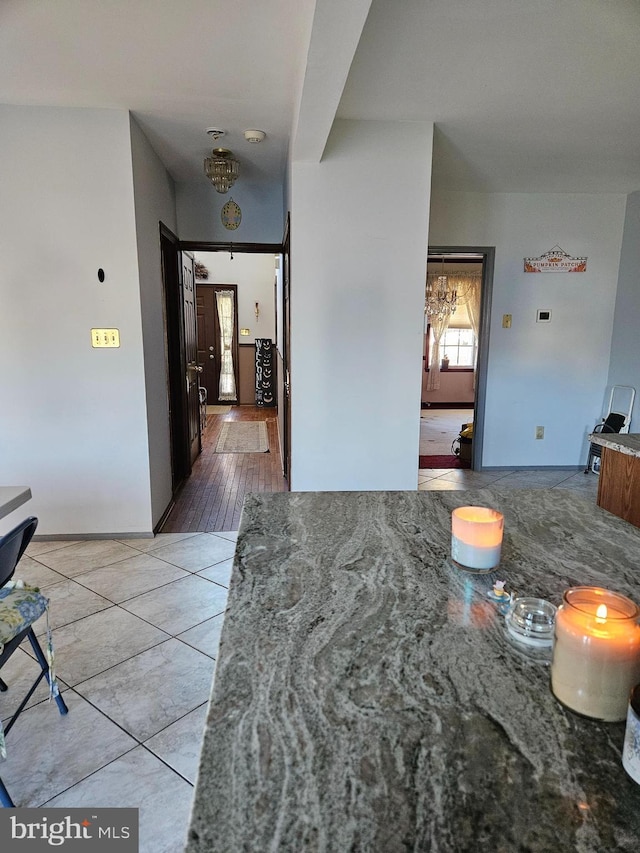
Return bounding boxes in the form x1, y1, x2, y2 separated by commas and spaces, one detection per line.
427, 255, 484, 264
421, 402, 475, 410
426, 367, 475, 373
160, 222, 191, 491
179, 241, 282, 254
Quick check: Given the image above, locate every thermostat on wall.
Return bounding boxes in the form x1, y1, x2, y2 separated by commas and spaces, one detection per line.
536, 309, 552, 323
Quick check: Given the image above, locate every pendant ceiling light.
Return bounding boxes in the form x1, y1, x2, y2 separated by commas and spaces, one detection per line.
204, 147, 239, 193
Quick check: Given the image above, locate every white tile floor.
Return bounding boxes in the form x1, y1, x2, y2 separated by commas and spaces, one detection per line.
0, 468, 601, 849
418, 465, 599, 498
0, 531, 236, 853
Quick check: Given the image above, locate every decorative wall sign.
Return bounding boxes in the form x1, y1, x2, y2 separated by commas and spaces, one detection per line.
255, 338, 275, 407
221, 198, 242, 231
524, 245, 587, 273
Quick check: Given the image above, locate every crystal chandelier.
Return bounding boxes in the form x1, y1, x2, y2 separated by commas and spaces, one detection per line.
204, 148, 239, 193
425, 274, 458, 318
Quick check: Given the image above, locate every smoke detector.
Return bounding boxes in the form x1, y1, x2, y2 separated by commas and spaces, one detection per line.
243, 129, 266, 144
206, 128, 225, 140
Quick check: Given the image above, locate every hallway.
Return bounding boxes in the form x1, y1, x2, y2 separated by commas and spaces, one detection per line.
160, 406, 288, 533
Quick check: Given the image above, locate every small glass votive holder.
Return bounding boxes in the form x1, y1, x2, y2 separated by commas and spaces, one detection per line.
451, 506, 504, 573
505, 597, 556, 657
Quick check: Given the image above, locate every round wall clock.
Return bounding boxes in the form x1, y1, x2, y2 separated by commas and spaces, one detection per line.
221, 198, 242, 230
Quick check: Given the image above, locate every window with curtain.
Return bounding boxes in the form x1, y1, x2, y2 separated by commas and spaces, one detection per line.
215, 289, 237, 401
441, 327, 476, 366
425, 270, 482, 387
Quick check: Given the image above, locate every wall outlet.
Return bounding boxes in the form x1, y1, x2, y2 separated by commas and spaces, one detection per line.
502, 314, 512, 328
535, 426, 544, 440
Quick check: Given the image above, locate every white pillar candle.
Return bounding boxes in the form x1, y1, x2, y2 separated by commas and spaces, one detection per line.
451, 506, 504, 572
551, 587, 640, 722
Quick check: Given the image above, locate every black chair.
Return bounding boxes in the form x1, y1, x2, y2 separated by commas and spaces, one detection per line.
0, 516, 68, 807
584, 411, 627, 474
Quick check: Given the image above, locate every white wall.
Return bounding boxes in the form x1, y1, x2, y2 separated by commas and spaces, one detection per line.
0, 105, 153, 535
192, 252, 277, 344
130, 116, 177, 528
290, 119, 433, 490
176, 179, 285, 244
430, 191, 627, 467
607, 191, 640, 432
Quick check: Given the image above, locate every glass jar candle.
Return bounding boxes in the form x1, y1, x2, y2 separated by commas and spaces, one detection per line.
451, 506, 504, 573
551, 587, 640, 721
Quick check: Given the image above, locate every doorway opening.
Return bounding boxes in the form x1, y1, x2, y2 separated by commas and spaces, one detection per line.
420, 247, 494, 472
158, 237, 290, 532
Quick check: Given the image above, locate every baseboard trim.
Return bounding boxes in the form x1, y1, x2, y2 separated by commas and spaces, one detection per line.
479, 465, 585, 472
31, 531, 155, 541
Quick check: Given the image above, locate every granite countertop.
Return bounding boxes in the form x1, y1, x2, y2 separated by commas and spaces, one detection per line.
0, 486, 32, 521
186, 489, 640, 853
588, 432, 640, 458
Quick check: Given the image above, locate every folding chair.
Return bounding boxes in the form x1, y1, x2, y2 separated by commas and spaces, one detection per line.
0, 516, 68, 807
584, 386, 636, 474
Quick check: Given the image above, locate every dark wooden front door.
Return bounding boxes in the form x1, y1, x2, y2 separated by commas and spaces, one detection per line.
181, 252, 201, 465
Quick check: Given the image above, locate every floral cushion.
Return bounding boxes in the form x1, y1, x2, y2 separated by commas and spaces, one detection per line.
0, 580, 53, 760
0, 581, 48, 653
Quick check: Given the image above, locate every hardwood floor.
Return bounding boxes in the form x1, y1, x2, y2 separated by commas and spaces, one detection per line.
160, 406, 288, 533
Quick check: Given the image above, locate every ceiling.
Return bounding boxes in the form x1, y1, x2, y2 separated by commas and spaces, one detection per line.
2, 0, 640, 196
339, 0, 640, 194
0, 0, 315, 186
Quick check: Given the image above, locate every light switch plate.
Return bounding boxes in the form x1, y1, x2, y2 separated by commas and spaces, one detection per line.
240, 328, 250, 336
91, 328, 120, 348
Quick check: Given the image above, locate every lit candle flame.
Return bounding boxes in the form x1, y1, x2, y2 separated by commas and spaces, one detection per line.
595, 603, 608, 623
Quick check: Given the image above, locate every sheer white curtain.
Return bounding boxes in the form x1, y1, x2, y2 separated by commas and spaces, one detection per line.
425, 272, 481, 391
461, 275, 481, 386
215, 290, 237, 401
426, 311, 452, 391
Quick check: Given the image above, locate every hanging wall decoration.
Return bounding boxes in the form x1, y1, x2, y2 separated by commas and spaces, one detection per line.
255, 338, 275, 407
221, 198, 242, 231
524, 245, 587, 273
194, 261, 209, 279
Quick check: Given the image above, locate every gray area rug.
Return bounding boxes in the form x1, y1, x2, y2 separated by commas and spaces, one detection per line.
215, 421, 269, 453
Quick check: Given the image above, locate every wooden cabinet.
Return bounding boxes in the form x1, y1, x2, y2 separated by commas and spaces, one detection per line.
597, 445, 640, 528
